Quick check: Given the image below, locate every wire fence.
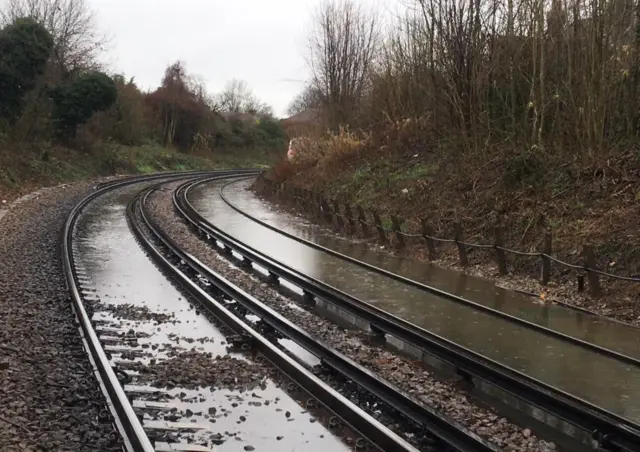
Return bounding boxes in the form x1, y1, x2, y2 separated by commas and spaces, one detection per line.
254, 175, 640, 295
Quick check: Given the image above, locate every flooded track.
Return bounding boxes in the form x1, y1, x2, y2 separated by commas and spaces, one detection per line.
67, 173, 360, 451
182, 177, 640, 450
222, 180, 640, 363
135, 182, 495, 452
61, 171, 640, 451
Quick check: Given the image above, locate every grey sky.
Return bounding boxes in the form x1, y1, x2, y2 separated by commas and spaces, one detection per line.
89, 0, 400, 118
88, 0, 326, 118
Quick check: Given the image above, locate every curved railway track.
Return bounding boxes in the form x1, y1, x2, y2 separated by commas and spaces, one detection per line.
60, 170, 640, 451
132, 179, 499, 452
172, 175, 640, 452
219, 179, 640, 368
64, 170, 494, 452
62, 170, 255, 451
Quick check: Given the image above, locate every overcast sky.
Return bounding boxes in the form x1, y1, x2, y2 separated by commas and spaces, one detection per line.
89, 0, 400, 118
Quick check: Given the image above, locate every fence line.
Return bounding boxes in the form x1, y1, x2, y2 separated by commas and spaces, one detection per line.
253, 175, 640, 296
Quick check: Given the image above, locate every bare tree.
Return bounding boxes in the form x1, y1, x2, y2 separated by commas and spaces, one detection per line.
216, 79, 272, 116
0, 0, 106, 77
286, 84, 323, 116
307, 0, 380, 128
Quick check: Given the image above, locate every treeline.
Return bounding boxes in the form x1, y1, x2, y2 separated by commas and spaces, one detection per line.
0, 0, 286, 154
291, 0, 640, 161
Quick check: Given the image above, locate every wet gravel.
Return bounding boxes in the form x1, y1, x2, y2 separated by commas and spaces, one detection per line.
131, 350, 271, 391
97, 302, 176, 323
128, 203, 364, 451
0, 181, 122, 451
146, 182, 557, 452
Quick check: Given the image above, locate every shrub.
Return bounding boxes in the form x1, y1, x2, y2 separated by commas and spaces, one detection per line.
50, 71, 118, 139
82, 75, 148, 145
0, 18, 53, 122
503, 149, 546, 190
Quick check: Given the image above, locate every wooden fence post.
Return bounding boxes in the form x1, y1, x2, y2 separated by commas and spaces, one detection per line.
313, 193, 323, 220
304, 189, 313, 214
301, 189, 310, 214
254, 173, 263, 193
332, 200, 344, 231
370, 209, 387, 244
357, 205, 369, 238
321, 198, 332, 224
453, 223, 468, 267
344, 203, 356, 235
540, 231, 552, 285
391, 216, 405, 249
292, 187, 300, 209
583, 245, 602, 297
494, 226, 507, 275
420, 219, 437, 260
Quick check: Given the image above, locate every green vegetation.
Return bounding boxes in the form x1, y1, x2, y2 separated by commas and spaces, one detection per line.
0, 140, 272, 196
50, 72, 117, 139
0, 18, 53, 122
0, 2, 285, 199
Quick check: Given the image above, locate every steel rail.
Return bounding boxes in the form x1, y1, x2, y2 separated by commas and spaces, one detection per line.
129, 186, 427, 452
216, 179, 640, 368
175, 177, 640, 452
138, 181, 498, 452
61, 169, 254, 452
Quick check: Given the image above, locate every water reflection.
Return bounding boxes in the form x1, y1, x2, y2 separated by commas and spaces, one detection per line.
74, 187, 349, 452
189, 180, 640, 423
219, 180, 640, 363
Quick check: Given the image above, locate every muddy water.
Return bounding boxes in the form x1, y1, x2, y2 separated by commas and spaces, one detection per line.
73, 184, 349, 452
189, 179, 640, 424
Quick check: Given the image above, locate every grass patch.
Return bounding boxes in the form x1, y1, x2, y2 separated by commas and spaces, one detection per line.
0, 140, 276, 200
274, 127, 640, 281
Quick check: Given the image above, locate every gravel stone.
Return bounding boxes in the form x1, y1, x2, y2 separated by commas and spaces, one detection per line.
129, 350, 270, 391
147, 183, 556, 452
0, 181, 122, 451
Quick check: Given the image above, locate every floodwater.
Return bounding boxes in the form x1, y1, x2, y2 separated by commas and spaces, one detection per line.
218, 180, 640, 362
72, 184, 350, 452
189, 178, 640, 425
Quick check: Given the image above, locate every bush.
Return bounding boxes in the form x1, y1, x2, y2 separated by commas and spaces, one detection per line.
290, 128, 364, 168
0, 18, 53, 122
503, 149, 546, 190
81, 75, 148, 145
50, 71, 118, 139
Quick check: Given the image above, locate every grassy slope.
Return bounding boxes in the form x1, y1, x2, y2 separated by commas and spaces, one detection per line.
279, 141, 640, 296
0, 141, 273, 201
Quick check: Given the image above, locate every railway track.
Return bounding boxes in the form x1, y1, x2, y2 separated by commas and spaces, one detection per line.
61, 170, 640, 451
220, 179, 640, 368
172, 175, 640, 452
64, 170, 495, 452
62, 170, 256, 452
132, 180, 497, 451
